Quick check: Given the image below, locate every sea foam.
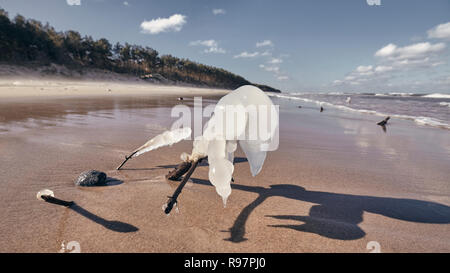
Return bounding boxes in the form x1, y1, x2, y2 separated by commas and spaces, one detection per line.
270, 93, 450, 130
423, 93, 450, 99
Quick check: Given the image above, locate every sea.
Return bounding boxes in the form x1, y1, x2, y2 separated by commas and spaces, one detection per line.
269, 92, 450, 130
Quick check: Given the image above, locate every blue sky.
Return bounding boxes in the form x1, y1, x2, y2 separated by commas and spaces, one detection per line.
0, 0, 449, 93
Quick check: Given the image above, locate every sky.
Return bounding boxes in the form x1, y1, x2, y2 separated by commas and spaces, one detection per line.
0, 0, 449, 93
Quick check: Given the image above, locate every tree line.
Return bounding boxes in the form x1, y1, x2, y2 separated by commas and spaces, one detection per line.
0, 9, 280, 92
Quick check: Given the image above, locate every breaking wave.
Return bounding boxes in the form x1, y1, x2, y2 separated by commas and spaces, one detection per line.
269, 93, 450, 130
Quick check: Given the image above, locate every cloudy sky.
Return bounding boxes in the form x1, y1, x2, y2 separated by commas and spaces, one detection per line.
0, 0, 449, 93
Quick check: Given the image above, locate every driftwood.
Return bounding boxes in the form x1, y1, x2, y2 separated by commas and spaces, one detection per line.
166, 161, 193, 181
166, 156, 208, 181
164, 159, 201, 214
41, 195, 74, 207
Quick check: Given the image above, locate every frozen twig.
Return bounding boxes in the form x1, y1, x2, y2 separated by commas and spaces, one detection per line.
164, 159, 202, 214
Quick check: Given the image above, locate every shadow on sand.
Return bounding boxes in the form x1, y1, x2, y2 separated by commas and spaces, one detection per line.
104, 177, 123, 186
69, 203, 138, 233
119, 164, 179, 171
189, 179, 450, 242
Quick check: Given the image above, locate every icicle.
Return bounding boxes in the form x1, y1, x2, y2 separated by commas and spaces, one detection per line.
187, 85, 278, 205
133, 127, 191, 157
36, 189, 54, 201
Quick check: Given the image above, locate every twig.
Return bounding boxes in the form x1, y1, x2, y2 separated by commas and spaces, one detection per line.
116, 151, 138, 170
41, 195, 74, 207
166, 157, 207, 181
166, 161, 192, 180
164, 159, 200, 214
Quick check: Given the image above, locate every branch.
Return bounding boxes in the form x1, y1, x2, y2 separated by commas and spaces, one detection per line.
164, 158, 204, 214
165, 161, 192, 181
165, 156, 207, 181
116, 151, 138, 170
41, 195, 74, 207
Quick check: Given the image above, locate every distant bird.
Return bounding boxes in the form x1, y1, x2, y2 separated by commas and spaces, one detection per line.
377, 116, 390, 133
178, 97, 184, 101
297, 105, 302, 108
320, 106, 324, 112
346, 97, 352, 104
377, 116, 390, 126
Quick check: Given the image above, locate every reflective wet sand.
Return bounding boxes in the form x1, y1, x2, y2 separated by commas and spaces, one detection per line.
0, 94, 449, 252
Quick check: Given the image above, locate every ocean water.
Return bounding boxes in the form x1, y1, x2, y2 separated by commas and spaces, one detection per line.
269, 92, 450, 130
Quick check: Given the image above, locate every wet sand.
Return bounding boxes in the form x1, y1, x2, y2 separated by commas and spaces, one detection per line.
0, 88, 449, 253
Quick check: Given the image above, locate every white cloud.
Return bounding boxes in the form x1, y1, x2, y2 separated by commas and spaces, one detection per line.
212, 9, 226, 15
123, 1, 129, 6
204, 47, 226, 54
189, 40, 226, 54
261, 51, 272, 56
256, 40, 274, 48
431, 61, 445, 67
233, 51, 259, 58
352, 65, 375, 76
268, 58, 283, 64
259, 64, 280, 73
190, 40, 217, 47
67, 0, 81, 6
374, 65, 393, 73
355, 65, 373, 73
428, 22, 450, 39
277, 75, 289, 81
140, 14, 187, 34
374, 43, 396, 57
375, 42, 446, 60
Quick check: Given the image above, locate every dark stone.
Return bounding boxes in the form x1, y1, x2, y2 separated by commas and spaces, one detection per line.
75, 170, 107, 187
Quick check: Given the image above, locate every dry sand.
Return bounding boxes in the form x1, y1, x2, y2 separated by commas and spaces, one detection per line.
0, 79, 229, 99
0, 79, 449, 253
0, 64, 230, 99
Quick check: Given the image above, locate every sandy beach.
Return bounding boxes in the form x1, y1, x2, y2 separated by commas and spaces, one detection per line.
0, 80, 449, 253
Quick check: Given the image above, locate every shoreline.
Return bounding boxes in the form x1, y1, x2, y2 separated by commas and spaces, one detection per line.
0, 92, 449, 252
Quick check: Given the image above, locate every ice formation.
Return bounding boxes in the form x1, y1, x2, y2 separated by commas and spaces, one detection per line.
186, 85, 278, 206
132, 127, 192, 158
36, 189, 54, 201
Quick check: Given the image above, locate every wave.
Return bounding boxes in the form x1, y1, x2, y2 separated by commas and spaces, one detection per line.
439, 102, 450, 107
389, 92, 416, 97
413, 117, 450, 129
269, 93, 450, 130
423, 93, 450, 99
374, 92, 417, 97
287, 92, 450, 99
